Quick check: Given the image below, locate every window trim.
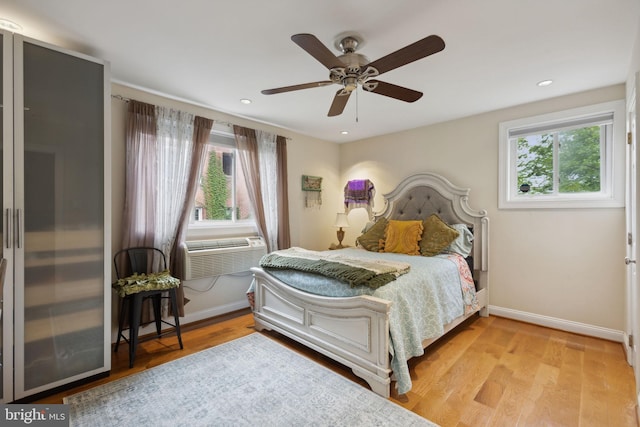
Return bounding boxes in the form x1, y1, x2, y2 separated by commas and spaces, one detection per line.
498, 100, 625, 209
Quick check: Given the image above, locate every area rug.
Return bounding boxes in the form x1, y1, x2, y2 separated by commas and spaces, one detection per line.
65, 333, 438, 426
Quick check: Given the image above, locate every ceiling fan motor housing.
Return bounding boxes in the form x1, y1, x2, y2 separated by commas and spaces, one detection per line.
332, 36, 377, 91
331, 47, 377, 91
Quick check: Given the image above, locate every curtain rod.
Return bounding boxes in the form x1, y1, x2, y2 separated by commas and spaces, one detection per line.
112, 94, 235, 128
111, 94, 130, 102
111, 93, 290, 140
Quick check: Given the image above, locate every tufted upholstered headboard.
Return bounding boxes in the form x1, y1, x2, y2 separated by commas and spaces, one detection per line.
377, 185, 462, 225
374, 173, 489, 291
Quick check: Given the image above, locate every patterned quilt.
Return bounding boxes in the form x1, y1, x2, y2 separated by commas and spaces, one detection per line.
255, 247, 478, 395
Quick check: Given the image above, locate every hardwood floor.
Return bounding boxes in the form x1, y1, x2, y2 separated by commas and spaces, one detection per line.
37, 311, 638, 426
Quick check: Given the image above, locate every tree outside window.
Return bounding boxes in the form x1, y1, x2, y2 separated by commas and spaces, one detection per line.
193, 143, 252, 223
516, 126, 602, 195
203, 150, 229, 219
498, 100, 624, 209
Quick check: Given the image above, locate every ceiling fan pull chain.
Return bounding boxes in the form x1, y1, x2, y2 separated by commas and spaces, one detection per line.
356, 87, 359, 123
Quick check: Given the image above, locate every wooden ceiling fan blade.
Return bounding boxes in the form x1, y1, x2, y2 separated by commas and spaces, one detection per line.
291, 34, 345, 70
363, 80, 423, 102
366, 35, 445, 76
261, 81, 334, 95
328, 90, 351, 116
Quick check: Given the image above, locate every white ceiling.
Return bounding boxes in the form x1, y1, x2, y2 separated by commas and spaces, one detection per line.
1, 0, 638, 143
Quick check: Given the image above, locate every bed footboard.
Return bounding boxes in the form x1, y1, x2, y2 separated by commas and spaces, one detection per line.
251, 267, 393, 397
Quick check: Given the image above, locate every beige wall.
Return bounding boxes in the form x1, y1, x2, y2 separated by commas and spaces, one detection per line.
340, 85, 627, 331
626, 14, 640, 102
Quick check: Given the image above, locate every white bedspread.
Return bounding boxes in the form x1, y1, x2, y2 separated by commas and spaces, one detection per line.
260, 247, 476, 394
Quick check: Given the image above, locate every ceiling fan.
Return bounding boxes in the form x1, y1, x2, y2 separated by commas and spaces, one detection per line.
261, 33, 445, 117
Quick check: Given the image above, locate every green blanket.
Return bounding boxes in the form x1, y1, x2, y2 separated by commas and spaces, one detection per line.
259, 247, 410, 289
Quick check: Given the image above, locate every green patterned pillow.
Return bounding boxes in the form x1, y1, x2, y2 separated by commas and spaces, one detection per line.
356, 217, 388, 252
420, 214, 460, 256
113, 270, 180, 297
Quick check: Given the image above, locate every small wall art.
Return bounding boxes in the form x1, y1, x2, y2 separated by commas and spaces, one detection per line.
302, 175, 322, 191
302, 175, 322, 208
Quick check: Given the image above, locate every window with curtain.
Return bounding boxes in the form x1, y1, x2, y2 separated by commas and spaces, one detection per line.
188, 125, 257, 236
124, 102, 289, 261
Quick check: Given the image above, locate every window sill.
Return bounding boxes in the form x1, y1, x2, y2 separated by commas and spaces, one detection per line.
499, 195, 624, 209
186, 222, 258, 240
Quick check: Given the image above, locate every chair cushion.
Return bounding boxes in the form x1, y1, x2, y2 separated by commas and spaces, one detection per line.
113, 270, 180, 297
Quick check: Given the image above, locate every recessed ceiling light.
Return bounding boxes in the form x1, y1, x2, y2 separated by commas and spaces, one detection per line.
537, 79, 553, 87
240, 98, 252, 104
0, 18, 22, 32
340, 131, 349, 135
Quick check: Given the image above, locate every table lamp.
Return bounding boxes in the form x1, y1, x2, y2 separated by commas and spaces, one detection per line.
334, 212, 350, 248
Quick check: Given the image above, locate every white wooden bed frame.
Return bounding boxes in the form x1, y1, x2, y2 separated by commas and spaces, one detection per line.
251, 172, 489, 397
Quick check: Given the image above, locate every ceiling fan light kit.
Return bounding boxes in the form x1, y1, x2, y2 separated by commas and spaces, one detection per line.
262, 32, 445, 117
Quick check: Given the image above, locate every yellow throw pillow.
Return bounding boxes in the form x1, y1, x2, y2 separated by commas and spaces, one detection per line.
382, 220, 423, 255
356, 217, 388, 252
420, 214, 460, 256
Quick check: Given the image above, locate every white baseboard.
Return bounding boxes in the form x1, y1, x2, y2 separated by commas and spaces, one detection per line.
112, 300, 251, 343
488, 305, 625, 343
181, 300, 250, 325
622, 332, 634, 365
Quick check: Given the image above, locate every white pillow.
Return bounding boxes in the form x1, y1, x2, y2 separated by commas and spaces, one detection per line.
444, 224, 473, 257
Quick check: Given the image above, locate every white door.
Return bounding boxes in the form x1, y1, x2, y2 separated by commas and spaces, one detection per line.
627, 71, 640, 410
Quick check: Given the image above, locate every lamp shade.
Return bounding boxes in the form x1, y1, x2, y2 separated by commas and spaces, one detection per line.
334, 212, 350, 228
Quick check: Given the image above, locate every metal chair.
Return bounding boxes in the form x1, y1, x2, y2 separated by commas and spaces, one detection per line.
113, 247, 183, 368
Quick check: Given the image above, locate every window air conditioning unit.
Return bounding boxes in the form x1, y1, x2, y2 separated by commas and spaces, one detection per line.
183, 236, 267, 280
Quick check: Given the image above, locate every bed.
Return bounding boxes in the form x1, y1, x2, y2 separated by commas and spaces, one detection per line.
250, 172, 489, 397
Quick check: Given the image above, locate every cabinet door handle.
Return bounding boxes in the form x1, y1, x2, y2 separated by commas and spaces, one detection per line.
16, 208, 22, 249
625, 257, 636, 265
5, 208, 11, 249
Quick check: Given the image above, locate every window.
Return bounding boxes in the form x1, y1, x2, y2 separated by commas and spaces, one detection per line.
498, 100, 625, 209
189, 126, 255, 235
